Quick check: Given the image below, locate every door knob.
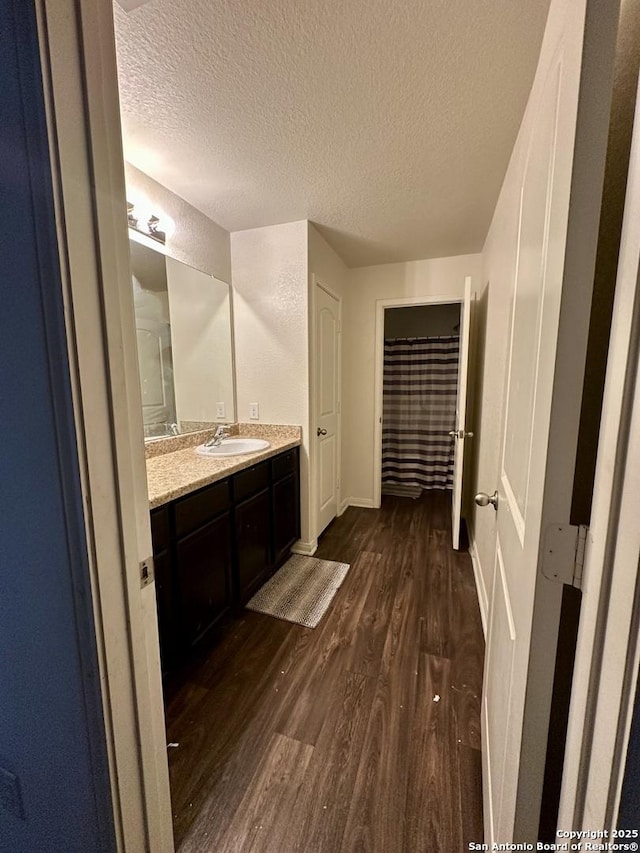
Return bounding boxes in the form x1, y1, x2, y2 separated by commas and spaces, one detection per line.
449, 429, 474, 439
317, 427, 327, 436
475, 491, 498, 510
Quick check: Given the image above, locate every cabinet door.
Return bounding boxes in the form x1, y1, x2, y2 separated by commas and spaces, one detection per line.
176, 512, 232, 647
235, 488, 271, 603
272, 472, 300, 568
153, 551, 177, 672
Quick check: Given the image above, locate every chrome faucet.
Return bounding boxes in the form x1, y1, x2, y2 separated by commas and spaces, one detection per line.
204, 425, 230, 448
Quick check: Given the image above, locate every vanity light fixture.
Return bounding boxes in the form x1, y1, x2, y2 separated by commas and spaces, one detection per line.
127, 201, 170, 245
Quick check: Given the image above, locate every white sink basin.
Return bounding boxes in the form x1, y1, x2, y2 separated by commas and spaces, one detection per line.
195, 437, 270, 457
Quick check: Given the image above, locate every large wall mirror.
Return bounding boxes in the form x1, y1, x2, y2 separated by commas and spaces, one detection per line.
129, 233, 235, 438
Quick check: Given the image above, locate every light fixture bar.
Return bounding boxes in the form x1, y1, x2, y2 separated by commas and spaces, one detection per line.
127, 201, 167, 245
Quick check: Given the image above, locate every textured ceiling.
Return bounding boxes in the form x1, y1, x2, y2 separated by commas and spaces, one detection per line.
114, 0, 551, 267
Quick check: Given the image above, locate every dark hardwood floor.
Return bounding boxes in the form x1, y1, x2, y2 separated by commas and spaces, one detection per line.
164, 491, 485, 853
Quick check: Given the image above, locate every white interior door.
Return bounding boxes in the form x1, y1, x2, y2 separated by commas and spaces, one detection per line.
480, 0, 613, 841
451, 276, 472, 550
315, 283, 340, 536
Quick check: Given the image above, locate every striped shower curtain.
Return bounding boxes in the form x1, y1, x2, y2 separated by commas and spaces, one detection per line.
382, 335, 460, 491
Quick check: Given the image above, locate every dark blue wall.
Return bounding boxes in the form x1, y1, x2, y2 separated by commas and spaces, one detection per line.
619, 672, 640, 828
0, 2, 115, 851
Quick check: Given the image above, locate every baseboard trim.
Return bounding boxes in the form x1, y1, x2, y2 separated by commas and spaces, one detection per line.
347, 497, 376, 509
338, 497, 350, 516
291, 539, 318, 557
468, 532, 488, 638
481, 694, 493, 846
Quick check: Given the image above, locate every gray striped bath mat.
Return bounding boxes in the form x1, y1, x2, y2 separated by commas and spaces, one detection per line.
246, 554, 350, 628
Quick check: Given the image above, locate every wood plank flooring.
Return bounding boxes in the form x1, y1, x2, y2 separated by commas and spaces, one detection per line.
165, 491, 485, 852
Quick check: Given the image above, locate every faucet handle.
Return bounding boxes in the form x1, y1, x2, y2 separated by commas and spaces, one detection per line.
204, 424, 231, 448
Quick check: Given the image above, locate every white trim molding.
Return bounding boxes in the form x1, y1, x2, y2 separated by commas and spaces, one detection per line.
373, 294, 466, 508
347, 497, 377, 509
37, 2, 173, 849
468, 533, 489, 638
560, 69, 640, 829
291, 538, 319, 557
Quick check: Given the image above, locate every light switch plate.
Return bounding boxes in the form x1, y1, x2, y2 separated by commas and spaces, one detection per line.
249, 403, 259, 420
216, 402, 226, 419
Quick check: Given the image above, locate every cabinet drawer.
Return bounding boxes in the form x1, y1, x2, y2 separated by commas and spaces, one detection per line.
150, 506, 170, 555
232, 461, 269, 503
271, 447, 298, 482
174, 479, 230, 539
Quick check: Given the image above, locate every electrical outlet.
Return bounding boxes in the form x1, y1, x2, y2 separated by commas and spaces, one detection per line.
0, 766, 25, 820
249, 403, 259, 420
216, 402, 225, 419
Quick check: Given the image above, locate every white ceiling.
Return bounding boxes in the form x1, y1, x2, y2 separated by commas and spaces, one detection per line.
114, 0, 551, 268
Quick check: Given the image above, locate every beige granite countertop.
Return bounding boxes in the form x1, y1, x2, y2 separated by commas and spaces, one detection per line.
146, 424, 301, 509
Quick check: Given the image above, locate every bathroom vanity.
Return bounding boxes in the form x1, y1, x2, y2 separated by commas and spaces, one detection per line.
147, 430, 300, 673
129, 225, 303, 674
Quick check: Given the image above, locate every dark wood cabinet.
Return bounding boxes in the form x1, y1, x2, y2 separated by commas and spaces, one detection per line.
271, 448, 297, 481
150, 506, 177, 672
232, 460, 269, 503
150, 445, 300, 672
176, 512, 232, 647
235, 488, 272, 603
271, 448, 300, 570
174, 479, 230, 538
152, 546, 177, 671
272, 473, 299, 567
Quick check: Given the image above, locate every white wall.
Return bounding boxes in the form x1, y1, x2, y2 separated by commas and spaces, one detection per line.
308, 223, 348, 536
125, 162, 232, 283
342, 254, 483, 505
232, 221, 309, 424
231, 221, 312, 540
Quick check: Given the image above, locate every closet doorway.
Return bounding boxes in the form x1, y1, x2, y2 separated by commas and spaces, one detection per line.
373, 281, 473, 549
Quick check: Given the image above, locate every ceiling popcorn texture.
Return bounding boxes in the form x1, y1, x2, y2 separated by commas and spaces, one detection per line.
114, 0, 551, 267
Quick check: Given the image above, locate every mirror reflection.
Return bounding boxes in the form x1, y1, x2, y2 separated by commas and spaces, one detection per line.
130, 234, 235, 438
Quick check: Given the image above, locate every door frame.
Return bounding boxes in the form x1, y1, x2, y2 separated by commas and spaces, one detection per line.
36, 1, 173, 850
310, 275, 343, 539
559, 70, 640, 831
372, 293, 465, 509
36, 0, 640, 846
561, 402, 640, 827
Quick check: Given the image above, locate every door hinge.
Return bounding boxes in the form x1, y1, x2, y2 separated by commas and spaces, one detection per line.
140, 557, 155, 589
337, 401, 341, 414
542, 524, 588, 589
